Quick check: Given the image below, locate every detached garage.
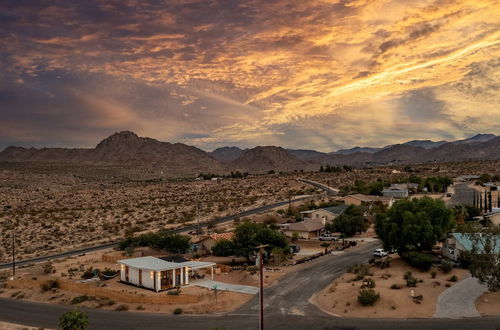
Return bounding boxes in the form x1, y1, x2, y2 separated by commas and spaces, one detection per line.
118, 256, 215, 292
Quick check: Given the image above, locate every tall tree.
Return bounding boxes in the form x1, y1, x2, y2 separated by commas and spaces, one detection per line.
375, 197, 453, 254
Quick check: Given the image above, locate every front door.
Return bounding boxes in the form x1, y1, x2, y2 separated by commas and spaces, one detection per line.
139, 269, 142, 286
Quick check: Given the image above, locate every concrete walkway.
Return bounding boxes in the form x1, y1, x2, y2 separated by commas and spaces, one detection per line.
434, 275, 488, 318
189, 279, 259, 295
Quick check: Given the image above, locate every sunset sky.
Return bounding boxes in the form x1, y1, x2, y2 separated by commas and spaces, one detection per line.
0, 0, 499, 151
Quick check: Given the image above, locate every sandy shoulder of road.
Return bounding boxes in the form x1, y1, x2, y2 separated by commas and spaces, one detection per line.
0, 321, 53, 330
313, 256, 467, 318
476, 291, 500, 316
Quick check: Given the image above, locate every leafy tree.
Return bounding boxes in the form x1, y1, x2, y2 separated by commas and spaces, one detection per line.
59, 310, 89, 330
326, 205, 367, 237
118, 231, 190, 254
375, 197, 453, 253
212, 239, 235, 256
464, 227, 500, 291
233, 220, 288, 263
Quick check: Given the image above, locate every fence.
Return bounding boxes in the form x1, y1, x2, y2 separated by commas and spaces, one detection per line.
10, 278, 200, 305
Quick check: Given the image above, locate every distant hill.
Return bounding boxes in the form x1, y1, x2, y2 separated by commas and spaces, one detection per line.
1, 132, 498, 175
230, 146, 315, 172
333, 146, 382, 155
210, 146, 246, 163
0, 131, 223, 175
402, 139, 447, 149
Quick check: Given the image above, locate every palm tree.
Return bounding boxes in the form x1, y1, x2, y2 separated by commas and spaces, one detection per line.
453, 204, 469, 224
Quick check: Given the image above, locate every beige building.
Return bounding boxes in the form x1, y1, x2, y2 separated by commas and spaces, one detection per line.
300, 205, 349, 222
192, 232, 235, 255
484, 211, 500, 226
340, 194, 394, 207
281, 218, 326, 239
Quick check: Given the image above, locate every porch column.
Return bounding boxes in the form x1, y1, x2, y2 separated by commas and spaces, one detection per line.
172, 269, 176, 286
155, 271, 158, 293
180, 268, 184, 285
185, 268, 189, 285
211, 266, 214, 280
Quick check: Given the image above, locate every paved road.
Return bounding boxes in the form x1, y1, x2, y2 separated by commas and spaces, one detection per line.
434, 276, 489, 318
448, 183, 476, 206
0, 195, 320, 271
298, 178, 339, 195
1, 241, 499, 329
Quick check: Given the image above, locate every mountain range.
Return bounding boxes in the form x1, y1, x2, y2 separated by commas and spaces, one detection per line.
0, 132, 498, 175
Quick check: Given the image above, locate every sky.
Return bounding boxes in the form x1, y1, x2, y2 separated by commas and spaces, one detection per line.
0, 0, 499, 152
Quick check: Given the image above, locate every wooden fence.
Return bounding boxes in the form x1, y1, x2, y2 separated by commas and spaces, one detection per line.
10, 278, 200, 305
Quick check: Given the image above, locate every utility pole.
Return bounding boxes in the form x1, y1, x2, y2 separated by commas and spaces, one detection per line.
196, 187, 200, 237
257, 244, 268, 330
12, 229, 15, 278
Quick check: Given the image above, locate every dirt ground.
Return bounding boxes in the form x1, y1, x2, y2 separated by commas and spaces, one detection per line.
0, 321, 52, 330
314, 256, 468, 318
476, 291, 500, 316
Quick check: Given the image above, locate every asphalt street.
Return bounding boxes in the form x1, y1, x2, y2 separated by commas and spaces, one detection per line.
1, 241, 499, 329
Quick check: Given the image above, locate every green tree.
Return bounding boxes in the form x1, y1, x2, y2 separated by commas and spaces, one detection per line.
211, 239, 235, 256
464, 227, 500, 291
233, 220, 288, 263
326, 205, 367, 237
59, 310, 89, 330
375, 197, 453, 254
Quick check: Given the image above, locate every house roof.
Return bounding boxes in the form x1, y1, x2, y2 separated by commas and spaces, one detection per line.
284, 219, 325, 232
118, 256, 182, 271
451, 233, 500, 254
342, 194, 393, 203
322, 205, 349, 215
118, 256, 216, 271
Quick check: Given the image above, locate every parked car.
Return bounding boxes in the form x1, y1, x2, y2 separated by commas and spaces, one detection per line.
373, 248, 388, 257
318, 234, 338, 241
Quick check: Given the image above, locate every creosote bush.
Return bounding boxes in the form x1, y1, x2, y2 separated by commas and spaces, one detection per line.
40, 279, 60, 291
358, 288, 380, 306
440, 262, 453, 274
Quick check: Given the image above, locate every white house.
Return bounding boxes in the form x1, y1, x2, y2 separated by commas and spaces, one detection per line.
442, 233, 500, 261
118, 256, 215, 292
382, 185, 409, 198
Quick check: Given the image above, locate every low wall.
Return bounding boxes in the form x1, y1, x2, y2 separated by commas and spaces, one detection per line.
10, 278, 200, 305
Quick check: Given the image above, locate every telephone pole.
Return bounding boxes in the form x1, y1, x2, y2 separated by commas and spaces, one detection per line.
257, 244, 268, 330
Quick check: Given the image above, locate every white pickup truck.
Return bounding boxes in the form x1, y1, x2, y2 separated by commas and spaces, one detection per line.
318, 234, 339, 241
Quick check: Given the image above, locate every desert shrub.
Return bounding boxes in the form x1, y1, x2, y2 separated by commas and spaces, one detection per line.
115, 304, 129, 311
448, 275, 458, 282
100, 268, 118, 277
374, 257, 391, 269
390, 284, 402, 290
40, 279, 60, 291
59, 310, 89, 330
440, 262, 453, 274
212, 239, 235, 257
167, 288, 181, 295
404, 271, 417, 287
81, 267, 98, 279
357, 288, 380, 306
71, 295, 89, 305
361, 278, 376, 289
402, 252, 432, 271
430, 271, 437, 279
173, 308, 183, 315
246, 266, 259, 275
348, 263, 372, 280
43, 262, 55, 274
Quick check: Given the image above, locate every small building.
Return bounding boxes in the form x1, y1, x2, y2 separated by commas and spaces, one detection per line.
382, 185, 409, 198
484, 211, 500, 226
442, 233, 500, 261
118, 256, 215, 292
300, 205, 349, 222
340, 194, 394, 207
280, 218, 326, 239
192, 232, 235, 255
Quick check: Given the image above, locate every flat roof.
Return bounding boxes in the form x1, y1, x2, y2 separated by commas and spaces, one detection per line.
118, 256, 216, 271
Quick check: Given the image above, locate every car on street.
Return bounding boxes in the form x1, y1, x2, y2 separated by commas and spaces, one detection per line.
373, 248, 388, 257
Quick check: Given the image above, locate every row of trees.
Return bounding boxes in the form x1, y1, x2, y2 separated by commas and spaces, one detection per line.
118, 231, 191, 254
325, 205, 368, 237
338, 176, 453, 196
